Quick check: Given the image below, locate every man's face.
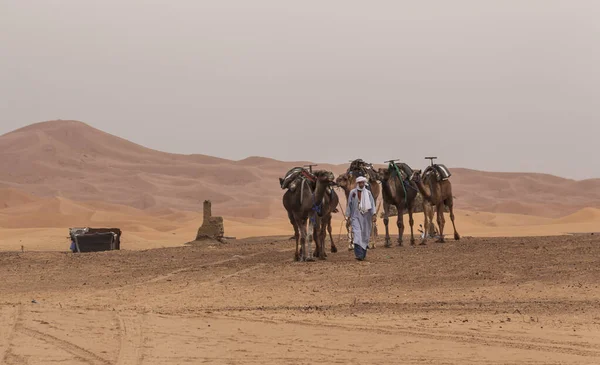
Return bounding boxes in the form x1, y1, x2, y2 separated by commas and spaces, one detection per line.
358, 181, 366, 189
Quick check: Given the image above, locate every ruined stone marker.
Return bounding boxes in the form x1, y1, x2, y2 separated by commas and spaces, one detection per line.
195, 200, 226, 242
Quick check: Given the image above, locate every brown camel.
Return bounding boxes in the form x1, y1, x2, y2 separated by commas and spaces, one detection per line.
376, 162, 419, 247
336, 171, 380, 249
282, 170, 335, 261
410, 170, 460, 243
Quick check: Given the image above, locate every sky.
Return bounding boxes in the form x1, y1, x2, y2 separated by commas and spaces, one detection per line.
1, 1, 599, 179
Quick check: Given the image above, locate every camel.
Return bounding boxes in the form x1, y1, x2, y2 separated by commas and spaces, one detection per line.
283, 170, 336, 261
410, 169, 460, 243
376, 163, 419, 247
336, 168, 381, 249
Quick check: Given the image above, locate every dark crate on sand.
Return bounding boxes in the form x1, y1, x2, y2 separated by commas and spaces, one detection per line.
71, 228, 122, 253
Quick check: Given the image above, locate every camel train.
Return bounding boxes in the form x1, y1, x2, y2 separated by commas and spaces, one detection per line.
280, 158, 460, 261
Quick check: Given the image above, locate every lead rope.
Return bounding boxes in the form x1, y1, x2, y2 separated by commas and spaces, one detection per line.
391, 163, 408, 205
335, 192, 348, 242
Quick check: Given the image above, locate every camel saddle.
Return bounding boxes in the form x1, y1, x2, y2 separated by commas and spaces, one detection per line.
424, 164, 451, 181
347, 159, 378, 182
388, 161, 414, 181
279, 167, 316, 192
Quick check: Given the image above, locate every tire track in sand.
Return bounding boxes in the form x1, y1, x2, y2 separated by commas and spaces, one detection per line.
18, 325, 112, 365
125, 248, 291, 288
209, 264, 267, 284
0, 306, 20, 364
116, 312, 144, 365
209, 313, 600, 359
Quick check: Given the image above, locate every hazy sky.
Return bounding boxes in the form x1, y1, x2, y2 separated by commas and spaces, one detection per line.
1, 1, 599, 179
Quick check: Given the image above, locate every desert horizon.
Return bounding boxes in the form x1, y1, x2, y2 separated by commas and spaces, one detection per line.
1, 119, 600, 252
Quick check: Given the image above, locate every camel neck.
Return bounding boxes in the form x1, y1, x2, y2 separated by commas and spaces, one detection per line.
314, 180, 327, 202
416, 177, 432, 201
384, 174, 405, 199
381, 177, 394, 199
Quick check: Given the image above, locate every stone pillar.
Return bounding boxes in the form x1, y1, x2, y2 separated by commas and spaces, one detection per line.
203, 200, 212, 224
196, 200, 225, 242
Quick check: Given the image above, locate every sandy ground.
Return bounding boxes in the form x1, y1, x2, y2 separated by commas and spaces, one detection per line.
1, 235, 600, 364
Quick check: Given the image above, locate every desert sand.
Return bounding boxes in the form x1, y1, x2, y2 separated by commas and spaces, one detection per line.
2, 235, 600, 364
2, 120, 600, 364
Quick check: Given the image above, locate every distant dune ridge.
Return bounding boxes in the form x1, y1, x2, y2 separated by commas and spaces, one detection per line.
1, 120, 600, 250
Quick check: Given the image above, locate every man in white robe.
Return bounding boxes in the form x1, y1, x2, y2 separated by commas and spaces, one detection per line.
346, 176, 376, 260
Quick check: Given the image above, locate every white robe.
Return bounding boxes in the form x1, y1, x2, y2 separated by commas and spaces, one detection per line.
345, 188, 376, 250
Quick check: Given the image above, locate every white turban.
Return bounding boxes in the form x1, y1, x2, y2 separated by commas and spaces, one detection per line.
355, 176, 373, 214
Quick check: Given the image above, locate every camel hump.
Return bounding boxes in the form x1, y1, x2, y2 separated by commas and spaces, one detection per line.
280, 167, 306, 189
348, 159, 377, 182
388, 161, 413, 180
424, 164, 452, 181
280, 167, 317, 191
434, 164, 452, 179
397, 163, 414, 180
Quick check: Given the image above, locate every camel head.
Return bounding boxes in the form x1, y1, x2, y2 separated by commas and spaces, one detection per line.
313, 170, 335, 186
335, 173, 349, 190
376, 167, 391, 181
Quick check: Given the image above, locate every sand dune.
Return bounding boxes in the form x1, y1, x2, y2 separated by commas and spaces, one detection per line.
1, 120, 600, 251
1, 194, 599, 251
0, 188, 37, 208
554, 207, 600, 224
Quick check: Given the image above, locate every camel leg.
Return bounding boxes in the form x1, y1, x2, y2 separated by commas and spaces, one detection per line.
383, 202, 391, 248
292, 224, 300, 244
318, 218, 326, 257
294, 225, 300, 253
313, 218, 320, 259
370, 207, 377, 249
314, 216, 326, 260
372, 215, 378, 238
445, 198, 460, 241
427, 203, 436, 238
328, 219, 337, 253
422, 206, 429, 245
371, 216, 377, 238
436, 204, 446, 243
347, 219, 354, 251
306, 216, 315, 262
396, 206, 405, 246
294, 215, 306, 261
289, 211, 299, 243
408, 205, 416, 246
319, 217, 329, 258
370, 214, 376, 249
319, 218, 326, 259
372, 196, 379, 239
